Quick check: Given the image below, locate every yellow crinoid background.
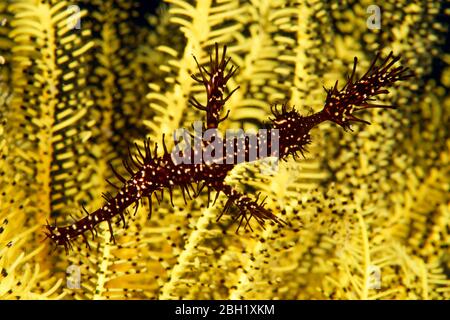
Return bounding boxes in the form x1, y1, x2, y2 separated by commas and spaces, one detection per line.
0, 0, 449, 299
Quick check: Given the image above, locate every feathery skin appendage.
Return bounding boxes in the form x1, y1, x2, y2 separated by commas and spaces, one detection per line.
190, 43, 239, 129
44, 138, 163, 252
212, 182, 286, 232
321, 52, 413, 130
45, 45, 411, 251
270, 105, 316, 159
